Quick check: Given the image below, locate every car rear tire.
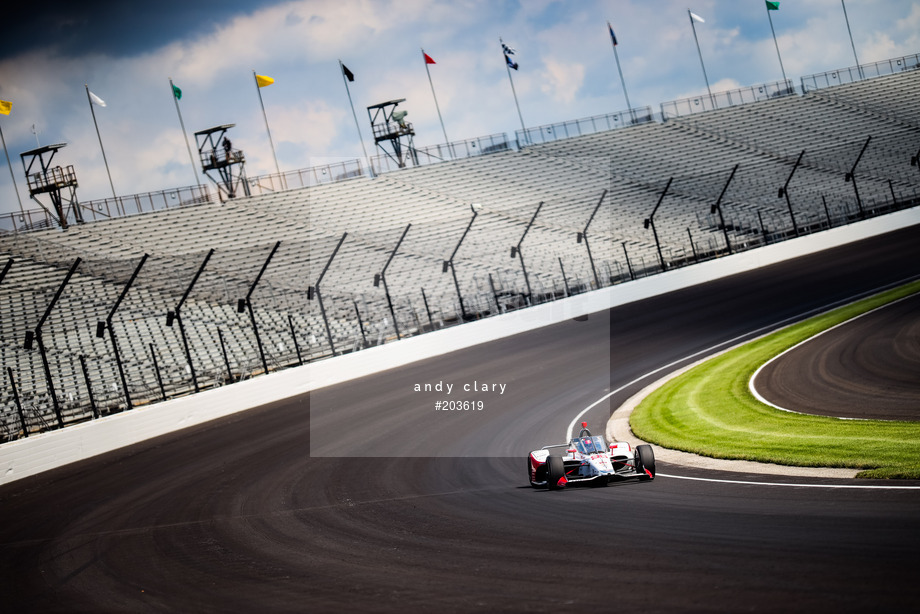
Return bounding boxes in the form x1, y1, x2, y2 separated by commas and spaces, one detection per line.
636, 444, 656, 481
546, 455, 565, 490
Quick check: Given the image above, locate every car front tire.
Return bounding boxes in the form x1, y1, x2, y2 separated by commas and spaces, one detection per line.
546, 455, 566, 490
636, 444, 655, 481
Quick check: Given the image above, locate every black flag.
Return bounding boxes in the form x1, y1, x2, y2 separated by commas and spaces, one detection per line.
342, 63, 355, 82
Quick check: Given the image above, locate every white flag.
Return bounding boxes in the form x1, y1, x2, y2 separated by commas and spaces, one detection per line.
89, 90, 107, 107
690, 11, 705, 23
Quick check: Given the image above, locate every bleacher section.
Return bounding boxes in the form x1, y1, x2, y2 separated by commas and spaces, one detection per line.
2, 63, 919, 440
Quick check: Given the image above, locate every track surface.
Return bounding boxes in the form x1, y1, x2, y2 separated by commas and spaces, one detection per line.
2, 226, 920, 612
755, 290, 920, 420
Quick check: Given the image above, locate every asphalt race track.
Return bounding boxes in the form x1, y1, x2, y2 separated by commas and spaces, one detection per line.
755, 290, 920, 421
2, 226, 920, 612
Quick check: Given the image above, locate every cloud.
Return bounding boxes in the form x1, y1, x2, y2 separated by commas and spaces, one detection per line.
540, 58, 585, 105
1, 0, 918, 219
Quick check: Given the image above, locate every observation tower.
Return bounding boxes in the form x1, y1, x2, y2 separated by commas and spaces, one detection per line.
195, 124, 250, 199
20, 143, 81, 229
368, 99, 418, 169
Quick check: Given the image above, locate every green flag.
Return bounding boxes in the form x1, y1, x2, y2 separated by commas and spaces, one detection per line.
766, 1, 779, 9
172, 83, 182, 100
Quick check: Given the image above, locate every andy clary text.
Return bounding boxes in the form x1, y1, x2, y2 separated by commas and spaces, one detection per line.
413, 380, 507, 395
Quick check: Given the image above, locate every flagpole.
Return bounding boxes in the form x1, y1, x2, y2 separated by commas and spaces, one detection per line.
688, 10, 713, 108
765, 5, 787, 87
840, 0, 863, 80
253, 70, 282, 181
607, 21, 633, 120
339, 60, 372, 177
170, 78, 201, 188
422, 48, 451, 157
501, 38, 527, 146
0, 121, 25, 218
507, 63, 527, 145
85, 84, 116, 199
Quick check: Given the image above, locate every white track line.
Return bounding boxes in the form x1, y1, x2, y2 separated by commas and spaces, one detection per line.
748, 291, 919, 419
565, 294, 865, 441
566, 276, 920, 489
658, 473, 920, 489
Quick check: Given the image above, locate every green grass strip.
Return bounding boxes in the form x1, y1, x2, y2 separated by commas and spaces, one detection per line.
630, 279, 920, 479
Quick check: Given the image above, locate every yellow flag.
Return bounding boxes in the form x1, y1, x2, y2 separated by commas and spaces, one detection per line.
0, 100, 11, 115
255, 74, 274, 88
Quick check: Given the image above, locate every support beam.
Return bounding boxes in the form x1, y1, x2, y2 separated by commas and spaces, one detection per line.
644, 178, 672, 271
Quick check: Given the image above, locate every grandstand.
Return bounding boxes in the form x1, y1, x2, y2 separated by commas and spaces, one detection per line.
1, 55, 919, 441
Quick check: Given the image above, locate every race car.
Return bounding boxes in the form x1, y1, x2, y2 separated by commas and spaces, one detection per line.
528, 422, 655, 489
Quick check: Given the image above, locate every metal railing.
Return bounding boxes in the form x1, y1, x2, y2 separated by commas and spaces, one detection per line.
247, 159, 367, 195
801, 52, 920, 93
372, 133, 514, 174
79, 184, 213, 222
218, 133, 516, 193
0, 184, 214, 234
515, 107, 654, 147
660, 79, 796, 120
25, 165, 78, 194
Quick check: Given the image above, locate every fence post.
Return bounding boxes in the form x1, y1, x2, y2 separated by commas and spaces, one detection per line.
758, 211, 769, 243
622, 242, 635, 280
218, 328, 233, 383
487, 274, 502, 313
578, 189, 607, 289
149, 343, 166, 401
558, 257, 570, 296
167, 248, 214, 393
375, 223, 411, 340
7, 367, 27, 438
444, 205, 479, 321
687, 228, 699, 262
310, 233, 347, 356
845, 135, 872, 218
353, 301, 368, 348
644, 178, 672, 271
712, 164, 739, 254
821, 196, 832, 228
240, 240, 281, 375
24, 257, 81, 429
288, 315, 303, 365
97, 253, 148, 411
421, 288, 434, 331
0, 258, 11, 285
79, 355, 99, 419
511, 201, 544, 304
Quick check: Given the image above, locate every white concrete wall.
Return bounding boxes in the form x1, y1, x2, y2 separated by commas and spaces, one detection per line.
2, 207, 917, 485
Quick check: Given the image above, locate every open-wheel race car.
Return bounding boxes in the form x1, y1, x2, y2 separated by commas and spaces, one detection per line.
528, 422, 655, 489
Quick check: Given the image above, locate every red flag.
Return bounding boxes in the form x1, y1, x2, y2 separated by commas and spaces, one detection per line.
423, 52, 436, 65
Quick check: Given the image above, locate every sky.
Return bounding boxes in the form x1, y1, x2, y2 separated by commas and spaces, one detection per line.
0, 0, 918, 217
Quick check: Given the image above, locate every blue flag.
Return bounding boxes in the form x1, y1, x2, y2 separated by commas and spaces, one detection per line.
608, 22, 618, 46
501, 39, 519, 70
